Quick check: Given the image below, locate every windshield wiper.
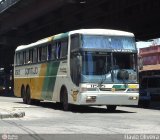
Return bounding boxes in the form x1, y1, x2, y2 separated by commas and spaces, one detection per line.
98, 63, 109, 88
117, 69, 129, 87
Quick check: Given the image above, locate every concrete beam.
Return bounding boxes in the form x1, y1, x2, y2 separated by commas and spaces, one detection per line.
0, 0, 65, 35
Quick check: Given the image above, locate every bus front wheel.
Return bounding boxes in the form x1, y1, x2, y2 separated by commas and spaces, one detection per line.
106, 105, 117, 111
61, 88, 70, 111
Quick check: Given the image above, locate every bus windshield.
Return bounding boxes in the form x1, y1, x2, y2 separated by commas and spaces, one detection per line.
81, 52, 138, 84
82, 35, 136, 51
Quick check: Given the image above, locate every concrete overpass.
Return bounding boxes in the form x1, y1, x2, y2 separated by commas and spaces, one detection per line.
0, 0, 160, 68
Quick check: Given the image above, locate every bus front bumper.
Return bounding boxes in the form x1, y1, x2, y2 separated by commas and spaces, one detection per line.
76, 92, 139, 106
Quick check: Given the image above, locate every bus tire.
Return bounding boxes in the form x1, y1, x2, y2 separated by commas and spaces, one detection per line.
26, 86, 32, 105
106, 105, 117, 111
21, 86, 27, 104
61, 87, 70, 111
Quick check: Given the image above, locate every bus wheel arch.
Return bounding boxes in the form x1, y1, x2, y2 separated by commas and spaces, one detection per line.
60, 85, 70, 111
21, 85, 27, 104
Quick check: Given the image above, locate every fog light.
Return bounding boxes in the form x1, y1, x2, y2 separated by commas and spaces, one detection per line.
86, 96, 96, 103
129, 96, 138, 100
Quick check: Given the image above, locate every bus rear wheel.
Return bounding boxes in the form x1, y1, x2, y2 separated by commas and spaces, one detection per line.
21, 87, 27, 104
26, 87, 32, 105
106, 105, 117, 111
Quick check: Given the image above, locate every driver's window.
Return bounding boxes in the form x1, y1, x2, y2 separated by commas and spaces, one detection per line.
70, 52, 81, 86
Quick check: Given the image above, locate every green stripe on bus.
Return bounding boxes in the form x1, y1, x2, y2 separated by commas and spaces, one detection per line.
53, 32, 69, 40
42, 61, 60, 100
112, 85, 127, 89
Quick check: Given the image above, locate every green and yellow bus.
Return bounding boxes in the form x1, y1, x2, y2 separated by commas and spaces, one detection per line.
14, 29, 139, 111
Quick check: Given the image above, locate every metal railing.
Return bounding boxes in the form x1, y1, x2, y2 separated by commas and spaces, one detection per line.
0, 0, 20, 13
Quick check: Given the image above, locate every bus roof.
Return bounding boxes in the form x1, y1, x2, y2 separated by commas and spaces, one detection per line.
16, 36, 54, 52
15, 33, 69, 52
16, 29, 134, 52
69, 29, 134, 37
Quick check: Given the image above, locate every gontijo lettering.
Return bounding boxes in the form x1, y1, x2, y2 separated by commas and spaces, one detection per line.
25, 67, 38, 75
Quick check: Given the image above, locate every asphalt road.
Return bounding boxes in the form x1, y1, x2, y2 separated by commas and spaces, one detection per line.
0, 96, 160, 140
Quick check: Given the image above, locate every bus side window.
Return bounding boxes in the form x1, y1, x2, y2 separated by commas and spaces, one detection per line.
19, 52, 23, 65
23, 51, 26, 64
29, 49, 33, 63
41, 46, 47, 61
33, 48, 38, 63
60, 40, 68, 58
56, 42, 61, 59
38, 47, 42, 62
16, 53, 20, 65
48, 44, 56, 60
52, 43, 56, 60
26, 50, 29, 64
48, 44, 51, 60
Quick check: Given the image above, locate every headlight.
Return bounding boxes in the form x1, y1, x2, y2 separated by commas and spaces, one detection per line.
86, 96, 96, 102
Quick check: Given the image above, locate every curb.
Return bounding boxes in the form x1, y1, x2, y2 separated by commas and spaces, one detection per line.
0, 111, 25, 119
